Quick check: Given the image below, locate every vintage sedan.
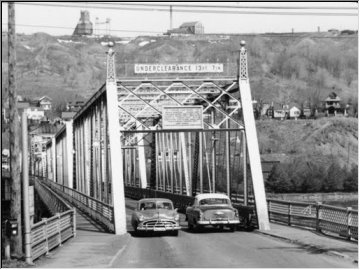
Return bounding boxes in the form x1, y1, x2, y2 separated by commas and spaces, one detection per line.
186, 193, 240, 232
131, 198, 181, 236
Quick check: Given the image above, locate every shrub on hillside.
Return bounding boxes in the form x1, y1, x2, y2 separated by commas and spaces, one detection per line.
343, 164, 358, 192
265, 159, 354, 193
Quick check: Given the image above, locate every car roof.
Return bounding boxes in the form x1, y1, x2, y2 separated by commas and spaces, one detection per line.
195, 193, 230, 200
138, 198, 173, 203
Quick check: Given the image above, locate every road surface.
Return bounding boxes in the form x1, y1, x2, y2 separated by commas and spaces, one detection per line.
110, 199, 356, 268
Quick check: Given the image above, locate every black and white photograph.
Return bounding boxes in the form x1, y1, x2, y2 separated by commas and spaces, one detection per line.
1, 2, 358, 268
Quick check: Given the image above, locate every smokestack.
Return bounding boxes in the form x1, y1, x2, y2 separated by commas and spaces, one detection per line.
170, 5, 173, 30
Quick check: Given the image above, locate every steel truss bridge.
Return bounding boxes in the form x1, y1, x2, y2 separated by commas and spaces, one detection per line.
34, 41, 270, 235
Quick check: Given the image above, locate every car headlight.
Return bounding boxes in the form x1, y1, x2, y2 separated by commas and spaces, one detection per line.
234, 209, 239, 217
174, 214, 180, 221
138, 214, 144, 221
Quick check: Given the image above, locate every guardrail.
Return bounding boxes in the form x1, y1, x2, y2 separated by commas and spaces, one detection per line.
268, 199, 358, 240
40, 178, 115, 232
32, 178, 76, 260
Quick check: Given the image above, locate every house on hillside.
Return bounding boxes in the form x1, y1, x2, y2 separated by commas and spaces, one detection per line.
328, 29, 340, 35
324, 92, 346, 116
272, 104, 287, 120
32, 96, 52, 111
289, 106, 301, 120
24, 107, 45, 121
301, 107, 312, 118
259, 103, 271, 118
66, 99, 85, 112
166, 21, 204, 35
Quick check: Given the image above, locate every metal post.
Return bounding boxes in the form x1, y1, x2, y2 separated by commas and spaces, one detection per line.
199, 131, 203, 193
188, 132, 192, 193
170, 133, 174, 193
137, 125, 147, 188
288, 202, 292, 226
242, 130, 247, 206
65, 121, 73, 189
347, 207, 352, 240
225, 119, 231, 197
211, 110, 216, 193
22, 113, 33, 264
316, 202, 322, 232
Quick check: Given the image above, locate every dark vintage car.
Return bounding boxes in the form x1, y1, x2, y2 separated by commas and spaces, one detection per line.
131, 198, 181, 236
186, 193, 240, 232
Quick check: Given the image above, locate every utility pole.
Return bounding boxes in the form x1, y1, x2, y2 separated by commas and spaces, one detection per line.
8, 2, 23, 257
22, 113, 33, 264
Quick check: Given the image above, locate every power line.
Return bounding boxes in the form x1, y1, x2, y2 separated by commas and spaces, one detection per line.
88, 2, 358, 10
14, 2, 358, 16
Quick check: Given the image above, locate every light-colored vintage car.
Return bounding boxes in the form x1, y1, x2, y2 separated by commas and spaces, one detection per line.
131, 198, 181, 236
186, 193, 240, 232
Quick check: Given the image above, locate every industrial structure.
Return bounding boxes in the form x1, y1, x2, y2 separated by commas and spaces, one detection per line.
73, 10, 93, 36
166, 21, 204, 35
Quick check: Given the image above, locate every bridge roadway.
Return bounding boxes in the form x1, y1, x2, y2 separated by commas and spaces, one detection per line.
34, 198, 357, 268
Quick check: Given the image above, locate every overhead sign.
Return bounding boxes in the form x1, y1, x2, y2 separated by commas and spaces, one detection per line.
162, 106, 203, 130
134, 63, 223, 74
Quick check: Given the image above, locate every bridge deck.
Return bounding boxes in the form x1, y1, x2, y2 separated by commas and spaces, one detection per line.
33, 197, 357, 268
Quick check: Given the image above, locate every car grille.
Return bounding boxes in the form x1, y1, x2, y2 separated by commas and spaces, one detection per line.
142, 220, 177, 228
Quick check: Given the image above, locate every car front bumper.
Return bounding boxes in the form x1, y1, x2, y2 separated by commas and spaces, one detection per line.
137, 220, 181, 231
197, 220, 240, 225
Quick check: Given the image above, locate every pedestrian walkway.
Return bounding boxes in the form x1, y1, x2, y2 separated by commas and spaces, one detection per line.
256, 222, 358, 263
33, 209, 130, 268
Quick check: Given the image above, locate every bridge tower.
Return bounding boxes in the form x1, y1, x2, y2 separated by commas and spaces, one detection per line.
105, 42, 127, 235
237, 41, 270, 230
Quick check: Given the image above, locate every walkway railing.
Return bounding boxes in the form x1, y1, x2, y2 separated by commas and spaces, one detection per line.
268, 199, 358, 240
32, 178, 76, 260
40, 178, 114, 232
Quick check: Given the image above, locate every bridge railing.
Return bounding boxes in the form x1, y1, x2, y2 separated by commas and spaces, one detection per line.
268, 199, 358, 240
32, 178, 76, 260
39, 178, 115, 232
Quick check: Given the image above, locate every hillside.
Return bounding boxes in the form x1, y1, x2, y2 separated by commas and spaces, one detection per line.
257, 117, 358, 168
1, 33, 358, 192
1, 32, 358, 110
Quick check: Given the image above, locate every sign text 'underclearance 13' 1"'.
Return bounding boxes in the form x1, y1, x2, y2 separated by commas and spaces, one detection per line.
134, 63, 223, 74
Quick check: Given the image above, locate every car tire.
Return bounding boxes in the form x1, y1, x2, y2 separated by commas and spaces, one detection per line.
194, 219, 202, 232
171, 230, 179, 236
188, 221, 193, 231
229, 225, 236, 232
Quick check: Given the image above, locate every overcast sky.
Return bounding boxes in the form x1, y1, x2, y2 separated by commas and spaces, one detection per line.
1, 2, 358, 37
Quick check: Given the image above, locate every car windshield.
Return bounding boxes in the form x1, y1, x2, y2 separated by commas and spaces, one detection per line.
139, 201, 173, 210
199, 198, 230, 205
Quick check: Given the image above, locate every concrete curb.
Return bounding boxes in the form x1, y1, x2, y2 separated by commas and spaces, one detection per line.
255, 230, 358, 264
